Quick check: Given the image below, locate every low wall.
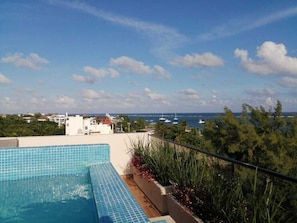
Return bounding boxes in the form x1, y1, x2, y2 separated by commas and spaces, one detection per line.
0, 133, 149, 175
0, 138, 18, 148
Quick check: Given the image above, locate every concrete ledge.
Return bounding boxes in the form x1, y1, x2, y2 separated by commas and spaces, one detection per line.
0, 138, 18, 148
89, 163, 150, 223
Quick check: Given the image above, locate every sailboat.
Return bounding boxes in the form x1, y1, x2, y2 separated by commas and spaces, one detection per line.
172, 113, 178, 125
159, 113, 166, 121
198, 119, 206, 124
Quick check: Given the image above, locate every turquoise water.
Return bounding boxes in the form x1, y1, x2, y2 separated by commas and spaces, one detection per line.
0, 174, 99, 223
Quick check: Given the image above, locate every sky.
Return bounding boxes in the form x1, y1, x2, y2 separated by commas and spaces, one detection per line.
1, 0, 297, 114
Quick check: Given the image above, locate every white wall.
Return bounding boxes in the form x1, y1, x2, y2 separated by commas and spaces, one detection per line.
65, 115, 84, 135
15, 133, 150, 175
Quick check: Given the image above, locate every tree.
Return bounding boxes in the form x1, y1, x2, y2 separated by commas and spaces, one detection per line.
202, 101, 297, 177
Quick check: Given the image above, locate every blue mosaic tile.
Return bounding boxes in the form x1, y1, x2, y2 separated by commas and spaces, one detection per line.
0, 144, 110, 181
89, 163, 150, 223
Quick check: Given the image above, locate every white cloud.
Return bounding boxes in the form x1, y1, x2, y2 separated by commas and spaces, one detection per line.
183, 88, 200, 99
170, 53, 224, 67
55, 95, 76, 108
152, 65, 171, 79
144, 88, 166, 100
83, 66, 119, 78
0, 97, 17, 109
110, 56, 171, 79
235, 41, 297, 75
82, 89, 111, 101
0, 73, 11, 84
1, 53, 49, 70
197, 6, 297, 41
110, 56, 151, 74
279, 76, 297, 88
265, 97, 276, 108
51, 0, 187, 58
72, 74, 95, 84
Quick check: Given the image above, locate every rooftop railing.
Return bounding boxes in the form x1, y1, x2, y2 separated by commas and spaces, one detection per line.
152, 136, 297, 222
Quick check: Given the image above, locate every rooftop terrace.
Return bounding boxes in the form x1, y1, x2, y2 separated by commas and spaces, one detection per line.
0, 133, 175, 223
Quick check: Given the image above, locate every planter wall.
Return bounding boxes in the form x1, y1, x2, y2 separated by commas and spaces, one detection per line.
132, 166, 172, 215
167, 194, 204, 223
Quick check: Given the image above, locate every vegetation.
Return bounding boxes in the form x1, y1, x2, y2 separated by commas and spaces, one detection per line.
130, 138, 174, 186
130, 138, 295, 222
0, 114, 64, 136
154, 101, 297, 178
148, 101, 297, 222
116, 115, 147, 132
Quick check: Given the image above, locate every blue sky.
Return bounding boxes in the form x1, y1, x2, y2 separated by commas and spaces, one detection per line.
1, 0, 297, 114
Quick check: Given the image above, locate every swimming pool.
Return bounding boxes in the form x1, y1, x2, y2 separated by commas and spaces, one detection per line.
0, 144, 109, 223
0, 174, 98, 223
0, 144, 163, 223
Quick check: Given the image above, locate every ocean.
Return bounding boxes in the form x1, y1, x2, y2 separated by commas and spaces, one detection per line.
83, 112, 297, 129
124, 113, 221, 128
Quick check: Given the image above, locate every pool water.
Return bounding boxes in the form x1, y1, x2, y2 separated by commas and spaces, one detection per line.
0, 174, 99, 223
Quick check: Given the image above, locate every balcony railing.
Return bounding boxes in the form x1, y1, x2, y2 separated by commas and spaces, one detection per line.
152, 136, 297, 222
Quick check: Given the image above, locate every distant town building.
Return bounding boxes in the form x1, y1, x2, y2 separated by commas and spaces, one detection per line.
65, 114, 114, 135
48, 114, 66, 127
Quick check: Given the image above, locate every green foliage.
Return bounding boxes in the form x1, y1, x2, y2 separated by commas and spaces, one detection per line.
131, 137, 292, 222
117, 115, 147, 132
154, 120, 204, 148
130, 138, 174, 185
203, 101, 297, 178
0, 115, 65, 137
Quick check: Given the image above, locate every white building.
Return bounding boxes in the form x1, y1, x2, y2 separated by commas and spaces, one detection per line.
48, 114, 66, 127
65, 114, 114, 136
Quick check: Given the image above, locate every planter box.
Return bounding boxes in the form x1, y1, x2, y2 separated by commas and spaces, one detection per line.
132, 166, 172, 215
167, 194, 204, 223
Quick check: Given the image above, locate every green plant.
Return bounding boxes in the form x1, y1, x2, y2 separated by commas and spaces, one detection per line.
130, 137, 293, 222
130, 138, 175, 186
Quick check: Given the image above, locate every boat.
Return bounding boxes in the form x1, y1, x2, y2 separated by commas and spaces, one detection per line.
164, 119, 171, 123
172, 114, 178, 125
198, 119, 205, 124
159, 113, 166, 121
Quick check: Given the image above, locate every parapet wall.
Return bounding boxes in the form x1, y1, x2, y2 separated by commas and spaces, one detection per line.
0, 138, 18, 148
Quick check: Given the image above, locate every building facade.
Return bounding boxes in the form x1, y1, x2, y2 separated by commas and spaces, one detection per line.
65, 114, 114, 135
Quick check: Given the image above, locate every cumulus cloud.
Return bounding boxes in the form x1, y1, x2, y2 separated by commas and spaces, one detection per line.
1, 53, 49, 70
84, 66, 119, 78
144, 88, 166, 100
82, 89, 111, 101
110, 56, 171, 79
234, 41, 297, 75
55, 95, 76, 108
110, 57, 151, 74
0, 73, 11, 84
152, 65, 171, 79
265, 97, 276, 108
279, 76, 297, 88
73, 66, 119, 84
72, 74, 95, 84
170, 53, 224, 67
183, 88, 200, 99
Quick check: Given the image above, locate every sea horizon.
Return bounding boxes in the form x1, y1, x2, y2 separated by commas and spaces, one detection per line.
77, 112, 297, 128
